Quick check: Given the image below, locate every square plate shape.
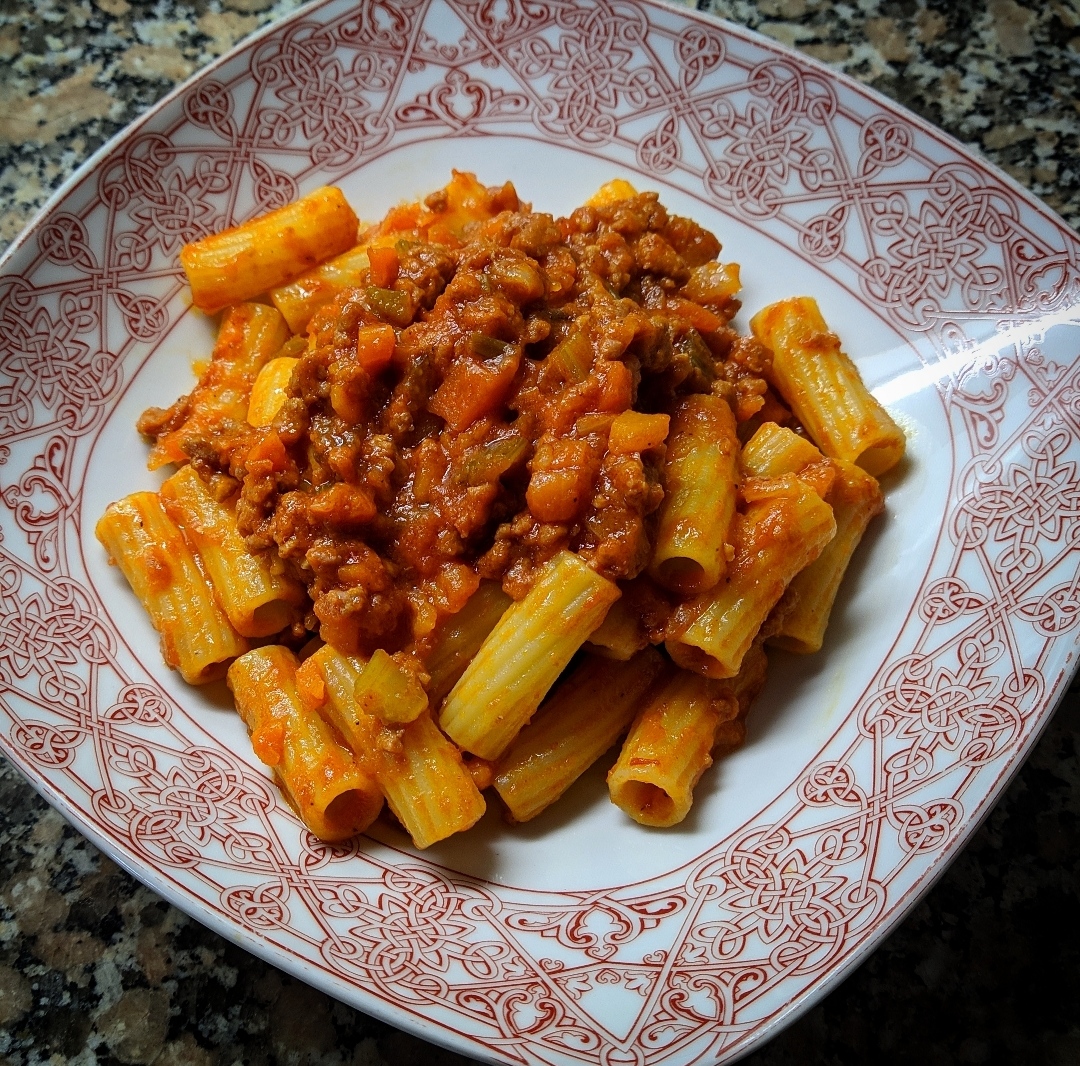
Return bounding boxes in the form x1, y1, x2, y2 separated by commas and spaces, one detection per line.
2, 2, 1079, 1063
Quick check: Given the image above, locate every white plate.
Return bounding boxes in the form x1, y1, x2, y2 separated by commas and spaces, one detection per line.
2, 1, 1079, 1062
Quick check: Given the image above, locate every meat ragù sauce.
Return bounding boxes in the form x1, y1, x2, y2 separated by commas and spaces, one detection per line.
142, 176, 774, 662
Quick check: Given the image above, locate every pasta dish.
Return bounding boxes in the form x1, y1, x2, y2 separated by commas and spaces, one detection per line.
96, 173, 905, 848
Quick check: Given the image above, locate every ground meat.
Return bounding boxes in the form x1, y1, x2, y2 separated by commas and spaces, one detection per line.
155, 184, 768, 655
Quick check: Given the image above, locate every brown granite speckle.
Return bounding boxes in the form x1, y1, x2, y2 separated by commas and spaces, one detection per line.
2, 873, 68, 938
96, 0, 132, 15
32, 927, 107, 980
196, 10, 263, 56
756, 20, 815, 48
798, 40, 851, 63
989, 0, 1037, 56
0, 63, 116, 147
0, 964, 31, 1028
864, 16, 912, 64
914, 8, 948, 44
135, 924, 173, 986
118, 41, 195, 81
0, 25, 19, 61
157, 1032, 216, 1066
99, 987, 171, 1064
755, 0, 807, 17
983, 122, 1036, 149
225, 0, 277, 12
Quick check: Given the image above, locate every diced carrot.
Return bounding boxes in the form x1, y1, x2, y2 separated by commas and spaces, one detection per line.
595, 359, 633, 413
245, 430, 288, 476
356, 323, 396, 373
307, 483, 377, 526
526, 438, 598, 523
367, 245, 399, 288
383, 202, 423, 232
295, 657, 327, 710
425, 221, 462, 247
250, 720, 286, 766
430, 350, 521, 431
445, 170, 488, 213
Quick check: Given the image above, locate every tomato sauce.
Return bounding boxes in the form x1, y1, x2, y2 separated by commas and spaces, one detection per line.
152, 182, 772, 660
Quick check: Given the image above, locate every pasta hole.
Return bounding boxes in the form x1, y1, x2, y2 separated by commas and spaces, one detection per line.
617, 780, 679, 827
248, 600, 295, 639
322, 787, 381, 840
857, 441, 904, 477
654, 557, 709, 596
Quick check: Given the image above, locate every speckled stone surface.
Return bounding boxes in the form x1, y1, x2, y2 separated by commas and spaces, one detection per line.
1, 1, 1078, 1063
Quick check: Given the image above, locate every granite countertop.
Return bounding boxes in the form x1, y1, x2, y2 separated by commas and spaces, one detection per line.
1, 1, 1078, 1063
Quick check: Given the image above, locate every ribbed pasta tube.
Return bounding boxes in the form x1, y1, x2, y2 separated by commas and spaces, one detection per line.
375, 712, 487, 849
607, 667, 731, 827
96, 492, 248, 683
740, 421, 824, 478
439, 551, 621, 760
666, 481, 836, 678
180, 186, 359, 314
750, 297, 905, 475
270, 172, 508, 332
314, 646, 485, 849
494, 649, 664, 823
228, 647, 383, 841
649, 394, 739, 595
585, 597, 648, 660
771, 461, 884, 653
741, 424, 884, 653
425, 580, 512, 706
160, 464, 303, 638
270, 244, 374, 334
711, 640, 769, 756
145, 302, 290, 469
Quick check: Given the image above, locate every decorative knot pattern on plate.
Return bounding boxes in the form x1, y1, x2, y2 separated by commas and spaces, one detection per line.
1, 2, 1079, 1063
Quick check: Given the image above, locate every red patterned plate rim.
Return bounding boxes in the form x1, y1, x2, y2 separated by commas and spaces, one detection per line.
2, 2, 1079, 1064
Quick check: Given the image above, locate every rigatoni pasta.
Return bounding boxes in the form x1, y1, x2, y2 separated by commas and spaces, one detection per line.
608, 666, 735, 827
666, 480, 837, 679
649, 393, 739, 595
313, 645, 485, 848
228, 646, 383, 841
770, 461, 885, 653
181, 186, 359, 314
96, 492, 249, 684
439, 550, 621, 760
99, 174, 906, 846
424, 580, 513, 705
160, 463, 304, 638
138, 302, 290, 469
494, 649, 665, 823
247, 347, 304, 427
750, 296, 905, 476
